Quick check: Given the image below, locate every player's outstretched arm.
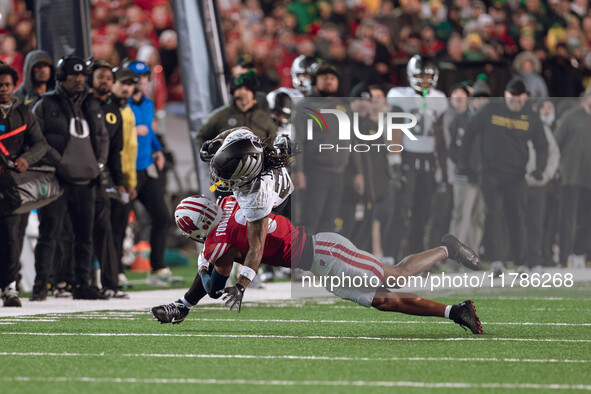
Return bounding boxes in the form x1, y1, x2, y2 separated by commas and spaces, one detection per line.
218, 217, 269, 312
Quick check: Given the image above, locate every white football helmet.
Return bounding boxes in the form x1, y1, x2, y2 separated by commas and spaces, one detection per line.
407, 55, 439, 93
175, 195, 222, 243
291, 55, 317, 95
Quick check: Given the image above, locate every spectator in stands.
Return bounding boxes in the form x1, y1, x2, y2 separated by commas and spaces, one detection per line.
512, 51, 549, 98
31, 56, 109, 301
14, 50, 54, 108
0, 64, 48, 307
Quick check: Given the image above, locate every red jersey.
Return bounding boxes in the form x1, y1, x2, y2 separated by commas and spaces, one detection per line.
201, 197, 307, 268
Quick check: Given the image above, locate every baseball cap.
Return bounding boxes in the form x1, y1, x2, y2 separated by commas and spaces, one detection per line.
505, 78, 528, 95
115, 68, 139, 83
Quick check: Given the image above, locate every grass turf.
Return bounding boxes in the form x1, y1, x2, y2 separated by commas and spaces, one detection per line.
1, 297, 590, 393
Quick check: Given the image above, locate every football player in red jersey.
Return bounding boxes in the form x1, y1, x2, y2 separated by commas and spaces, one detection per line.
151, 195, 483, 334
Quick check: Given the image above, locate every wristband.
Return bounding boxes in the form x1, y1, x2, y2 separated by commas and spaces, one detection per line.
239, 266, 257, 281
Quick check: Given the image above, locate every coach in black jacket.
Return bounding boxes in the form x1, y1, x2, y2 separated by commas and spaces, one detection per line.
459, 78, 548, 275
30, 56, 109, 301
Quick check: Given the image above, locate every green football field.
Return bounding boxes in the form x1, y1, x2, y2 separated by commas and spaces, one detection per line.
1, 295, 590, 393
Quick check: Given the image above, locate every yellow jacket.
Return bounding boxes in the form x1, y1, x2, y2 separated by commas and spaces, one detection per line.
120, 105, 138, 188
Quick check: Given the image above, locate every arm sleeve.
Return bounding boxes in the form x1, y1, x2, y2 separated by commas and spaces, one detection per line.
150, 128, 163, 152
96, 117, 110, 165
554, 112, 569, 149
21, 108, 49, 165
459, 109, 483, 172
543, 125, 560, 181
32, 99, 61, 164
530, 117, 548, 174
108, 119, 125, 187
195, 108, 222, 147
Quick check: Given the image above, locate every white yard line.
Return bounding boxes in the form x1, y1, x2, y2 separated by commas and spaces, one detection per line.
2, 352, 590, 364
1, 376, 590, 390
2, 332, 590, 343
5, 314, 589, 327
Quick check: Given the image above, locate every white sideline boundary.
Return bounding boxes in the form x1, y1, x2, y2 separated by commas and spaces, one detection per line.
1, 352, 590, 364
1, 376, 591, 390
2, 332, 591, 343
0, 282, 296, 317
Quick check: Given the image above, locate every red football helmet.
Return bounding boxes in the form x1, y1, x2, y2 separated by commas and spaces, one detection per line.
175, 195, 222, 243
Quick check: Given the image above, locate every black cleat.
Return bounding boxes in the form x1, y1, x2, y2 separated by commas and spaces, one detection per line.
151, 300, 190, 324
72, 285, 109, 300
441, 234, 481, 271
29, 283, 48, 301
452, 300, 483, 334
2, 287, 22, 307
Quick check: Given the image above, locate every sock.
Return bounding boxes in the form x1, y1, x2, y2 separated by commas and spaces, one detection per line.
183, 273, 208, 306
444, 305, 453, 319
201, 266, 229, 299
179, 297, 194, 310
440, 246, 449, 257
448, 305, 460, 321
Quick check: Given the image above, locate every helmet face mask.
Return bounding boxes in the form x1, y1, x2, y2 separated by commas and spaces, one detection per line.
175, 196, 222, 243
407, 55, 439, 93
210, 129, 264, 192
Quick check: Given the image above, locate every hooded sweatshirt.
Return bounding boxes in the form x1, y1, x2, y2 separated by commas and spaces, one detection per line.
14, 50, 55, 108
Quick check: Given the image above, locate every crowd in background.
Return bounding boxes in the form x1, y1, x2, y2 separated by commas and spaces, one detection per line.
219, 0, 591, 96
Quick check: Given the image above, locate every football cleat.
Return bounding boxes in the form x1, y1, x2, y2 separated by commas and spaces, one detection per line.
441, 234, 481, 271
151, 300, 190, 324
453, 300, 483, 334
2, 286, 21, 307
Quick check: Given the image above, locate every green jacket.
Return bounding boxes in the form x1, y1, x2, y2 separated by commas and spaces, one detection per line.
195, 102, 276, 147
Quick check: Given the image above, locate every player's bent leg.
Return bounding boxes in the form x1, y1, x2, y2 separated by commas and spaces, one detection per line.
383, 247, 447, 280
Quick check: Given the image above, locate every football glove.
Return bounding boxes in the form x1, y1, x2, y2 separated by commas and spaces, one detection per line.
217, 283, 245, 313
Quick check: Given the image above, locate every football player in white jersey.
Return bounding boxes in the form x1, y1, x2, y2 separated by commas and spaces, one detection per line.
387, 55, 449, 258
200, 127, 294, 286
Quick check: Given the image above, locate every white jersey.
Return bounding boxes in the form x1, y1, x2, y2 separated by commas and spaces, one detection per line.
387, 87, 448, 154
233, 166, 293, 222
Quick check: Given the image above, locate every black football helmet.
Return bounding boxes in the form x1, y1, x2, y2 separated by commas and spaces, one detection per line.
209, 128, 264, 191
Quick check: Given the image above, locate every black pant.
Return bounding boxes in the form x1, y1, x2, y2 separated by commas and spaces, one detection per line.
301, 169, 344, 234
34, 181, 96, 286
525, 185, 547, 267
0, 213, 28, 289
480, 171, 527, 265
93, 185, 119, 289
559, 185, 591, 263
111, 169, 170, 272
394, 152, 435, 258
541, 180, 561, 265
